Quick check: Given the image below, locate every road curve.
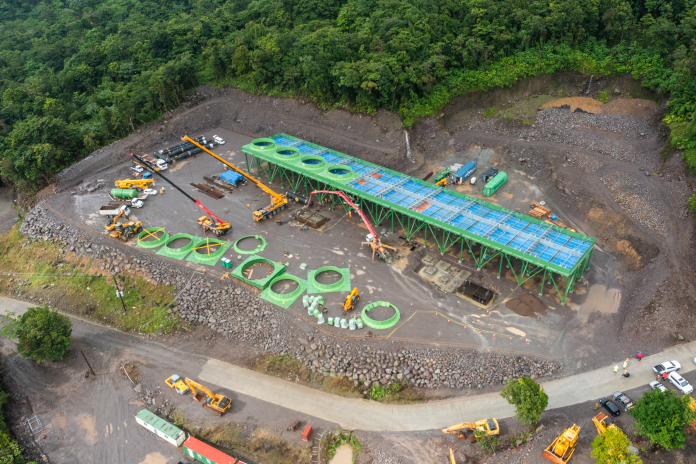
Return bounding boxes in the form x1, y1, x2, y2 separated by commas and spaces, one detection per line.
2, 296, 695, 432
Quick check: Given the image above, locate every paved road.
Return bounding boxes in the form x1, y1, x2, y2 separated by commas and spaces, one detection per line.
200, 342, 696, 431
3, 296, 695, 433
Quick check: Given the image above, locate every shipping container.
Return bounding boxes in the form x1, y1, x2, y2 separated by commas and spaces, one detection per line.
481, 167, 499, 183
454, 161, 477, 184
482, 172, 507, 197
135, 409, 185, 447
182, 436, 244, 464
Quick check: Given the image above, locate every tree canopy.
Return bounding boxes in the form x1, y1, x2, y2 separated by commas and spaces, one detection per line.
591, 426, 642, 464
0, 307, 72, 362
629, 389, 696, 450
500, 376, 548, 426
1, 0, 696, 189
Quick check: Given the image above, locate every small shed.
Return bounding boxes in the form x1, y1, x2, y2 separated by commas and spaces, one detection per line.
135, 409, 185, 447
220, 170, 244, 186
183, 436, 244, 464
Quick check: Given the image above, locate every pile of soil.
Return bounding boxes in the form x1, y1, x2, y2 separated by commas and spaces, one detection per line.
540, 97, 658, 119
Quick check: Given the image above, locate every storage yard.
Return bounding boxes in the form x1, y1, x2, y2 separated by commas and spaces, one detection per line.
3, 74, 696, 463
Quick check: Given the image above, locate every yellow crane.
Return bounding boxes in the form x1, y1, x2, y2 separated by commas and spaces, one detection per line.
542, 424, 580, 463
442, 418, 499, 440
182, 135, 309, 221
114, 179, 154, 189
183, 377, 232, 416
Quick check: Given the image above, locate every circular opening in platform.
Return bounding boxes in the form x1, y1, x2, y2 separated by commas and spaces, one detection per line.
270, 278, 300, 295
328, 168, 351, 176
233, 235, 267, 255
167, 237, 192, 249
315, 270, 342, 285
301, 155, 324, 165
361, 301, 400, 330
277, 149, 297, 156
242, 262, 274, 280
194, 242, 222, 255
252, 138, 276, 149
140, 230, 165, 242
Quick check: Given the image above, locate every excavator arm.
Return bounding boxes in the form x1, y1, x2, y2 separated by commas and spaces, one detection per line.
184, 378, 216, 400
442, 423, 478, 434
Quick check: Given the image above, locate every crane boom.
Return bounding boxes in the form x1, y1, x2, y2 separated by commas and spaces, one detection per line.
181, 135, 284, 204
305, 190, 378, 239
129, 153, 230, 234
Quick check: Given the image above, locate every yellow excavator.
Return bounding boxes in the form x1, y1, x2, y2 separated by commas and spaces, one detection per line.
342, 288, 360, 314
104, 207, 129, 231
182, 136, 310, 221
542, 424, 580, 463
109, 221, 143, 241
114, 179, 154, 189
442, 418, 499, 440
592, 412, 617, 434
184, 377, 232, 416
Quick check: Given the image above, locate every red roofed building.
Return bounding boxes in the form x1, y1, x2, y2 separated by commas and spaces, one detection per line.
182, 436, 245, 464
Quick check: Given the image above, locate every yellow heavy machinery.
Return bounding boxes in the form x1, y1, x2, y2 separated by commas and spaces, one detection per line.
165, 374, 189, 395
542, 424, 580, 463
342, 288, 360, 313
184, 378, 232, 416
449, 448, 457, 464
109, 221, 143, 241
182, 136, 310, 221
114, 179, 154, 189
592, 412, 617, 434
442, 418, 499, 440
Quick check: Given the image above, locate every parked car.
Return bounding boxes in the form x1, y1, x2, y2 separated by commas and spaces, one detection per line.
143, 189, 158, 196
649, 381, 667, 393
653, 361, 681, 375
600, 397, 621, 417
668, 372, 694, 394
131, 165, 143, 173
613, 391, 634, 411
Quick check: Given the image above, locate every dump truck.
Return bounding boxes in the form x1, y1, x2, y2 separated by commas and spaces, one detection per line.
542, 424, 580, 463
99, 205, 130, 217
184, 378, 232, 416
114, 179, 154, 190
442, 418, 499, 440
165, 374, 189, 395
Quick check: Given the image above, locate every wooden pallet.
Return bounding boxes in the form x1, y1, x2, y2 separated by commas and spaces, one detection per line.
190, 183, 224, 199
203, 175, 237, 193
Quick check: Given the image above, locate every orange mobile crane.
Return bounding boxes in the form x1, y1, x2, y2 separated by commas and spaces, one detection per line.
181, 135, 311, 221
129, 153, 231, 236
183, 378, 232, 416
305, 190, 397, 263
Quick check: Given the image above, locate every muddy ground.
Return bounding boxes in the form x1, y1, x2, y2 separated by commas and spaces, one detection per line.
3, 71, 696, 463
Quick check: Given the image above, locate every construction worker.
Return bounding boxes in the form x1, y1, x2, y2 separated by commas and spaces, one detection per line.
636, 351, 643, 361
613, 365, 619, 374
622, 370, 630, 378
160, 186, 165, 194
623, 358, 629, 369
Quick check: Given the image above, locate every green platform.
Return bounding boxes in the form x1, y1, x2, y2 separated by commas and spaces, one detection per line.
185, 237, 231, 266
233, 235, 267, 255
306, 266, 351, 294
156, 233, 197, 260
260, 274, 308, 308
230, 255, 286, 289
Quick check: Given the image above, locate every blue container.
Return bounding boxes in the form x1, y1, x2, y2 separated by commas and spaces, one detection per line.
454, 161, 477, 184
220, 170, 244, 186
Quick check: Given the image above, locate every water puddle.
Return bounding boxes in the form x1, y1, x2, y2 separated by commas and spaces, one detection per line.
329, 444, 353, 464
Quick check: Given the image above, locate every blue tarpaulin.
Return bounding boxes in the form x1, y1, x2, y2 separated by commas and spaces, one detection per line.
220, 170, 243, 186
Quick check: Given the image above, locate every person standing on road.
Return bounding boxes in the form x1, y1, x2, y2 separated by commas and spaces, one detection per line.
637, 351, 643, 361
614, 365, 619, 374
622, 370, 630, 378
623, 358, 629, 369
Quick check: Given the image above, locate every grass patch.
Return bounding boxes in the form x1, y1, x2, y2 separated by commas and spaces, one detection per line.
509, 430, 533, 447
597, 89, 609, 104
171, 410, 311, 464
0, 227, 180, 334
689, 195, 696, 217
482, 106, 496, 118
322, 430, 362, 463
366, 382, 423, 404
475, 431, 498, 455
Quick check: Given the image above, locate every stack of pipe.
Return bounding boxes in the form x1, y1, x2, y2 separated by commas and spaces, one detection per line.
153, 136, 217, 163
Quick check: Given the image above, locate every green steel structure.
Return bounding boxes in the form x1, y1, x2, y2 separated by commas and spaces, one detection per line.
243, 134, 595, 304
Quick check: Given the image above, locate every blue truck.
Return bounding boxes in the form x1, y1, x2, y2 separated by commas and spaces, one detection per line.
453, 161, 477, 184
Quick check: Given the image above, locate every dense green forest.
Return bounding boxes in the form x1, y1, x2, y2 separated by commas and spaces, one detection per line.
1, 0, 696, 192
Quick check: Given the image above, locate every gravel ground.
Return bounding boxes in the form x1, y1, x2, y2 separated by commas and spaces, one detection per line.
16, 204, 560, 393
601, 172, 667, 235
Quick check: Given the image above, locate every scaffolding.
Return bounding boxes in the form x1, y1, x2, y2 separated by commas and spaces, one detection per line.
243, 134, 595, 304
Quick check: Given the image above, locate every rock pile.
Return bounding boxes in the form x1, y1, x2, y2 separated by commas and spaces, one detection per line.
294, 337, 560, 391
18, 204, 562, 392
601, 172, 666, 235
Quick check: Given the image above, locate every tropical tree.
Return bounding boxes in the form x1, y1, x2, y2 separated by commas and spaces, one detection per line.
591, 426, 642, 464
0, 307, 72, 363
500, 376, 549, 426
629, 389, 696, 450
